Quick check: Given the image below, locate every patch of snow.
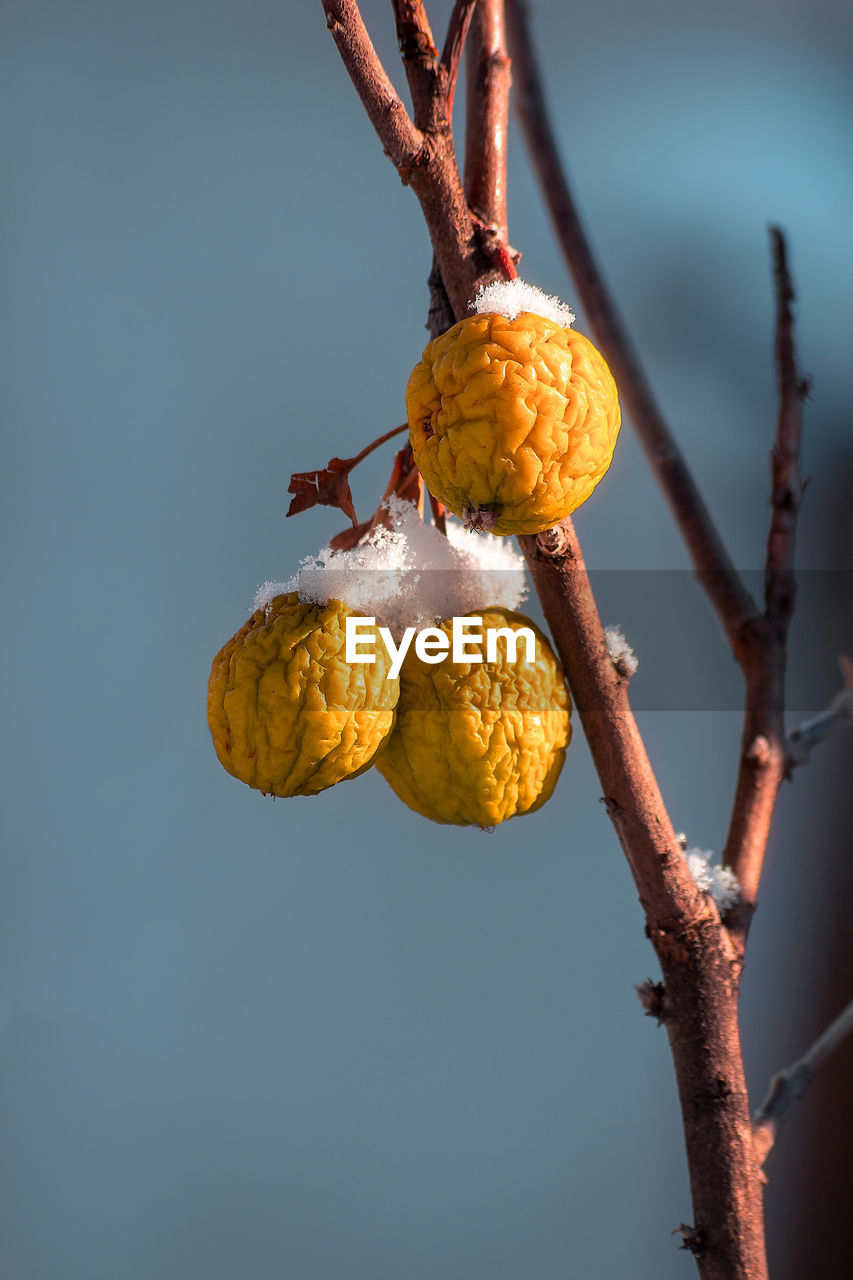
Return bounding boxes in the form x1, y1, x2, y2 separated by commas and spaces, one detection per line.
472, 278, 575, 329
684, 848, 741, 912
254, 497, 528, 635
605, 625, 638, 675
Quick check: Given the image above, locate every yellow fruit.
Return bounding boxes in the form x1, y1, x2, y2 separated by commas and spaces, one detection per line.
208, 593, 399, 797
407, 311, 620, 535
375, 609, 571, 826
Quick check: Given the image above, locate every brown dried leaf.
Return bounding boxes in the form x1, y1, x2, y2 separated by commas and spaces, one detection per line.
287, 457, 359, 526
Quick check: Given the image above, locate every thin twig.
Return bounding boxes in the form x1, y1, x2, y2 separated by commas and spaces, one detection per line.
440, 0, 479, 118
505, 0, 758, 656
786, 657, 853, 767
349, 421, 408, 465
753, 997, 853, 1167
765, 225, 807, 627
723, 230, 807, 932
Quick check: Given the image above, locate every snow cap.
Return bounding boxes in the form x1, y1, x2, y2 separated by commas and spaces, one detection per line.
472, 278, 576, 329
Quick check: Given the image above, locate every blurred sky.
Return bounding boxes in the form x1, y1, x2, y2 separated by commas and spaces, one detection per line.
1, 1, 851, 1277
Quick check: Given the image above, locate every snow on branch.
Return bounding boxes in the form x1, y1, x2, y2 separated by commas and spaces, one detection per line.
683, 848, 741, 912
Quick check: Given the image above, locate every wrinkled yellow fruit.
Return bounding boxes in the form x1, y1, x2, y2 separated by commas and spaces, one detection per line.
407, 311, 620, 535
208, 593, 399, 797
375, 609, 571, 826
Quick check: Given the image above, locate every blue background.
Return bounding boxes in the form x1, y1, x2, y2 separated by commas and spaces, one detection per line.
2, 1, 851, 1276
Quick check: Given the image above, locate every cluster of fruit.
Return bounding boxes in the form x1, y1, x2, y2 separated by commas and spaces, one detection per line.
208, 592, 570, 827
207, 285, 620, 826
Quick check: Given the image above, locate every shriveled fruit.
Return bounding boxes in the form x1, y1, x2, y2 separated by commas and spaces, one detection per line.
407, 311, 620, 535
375, 608, 571, 826
207, 592, 398, 797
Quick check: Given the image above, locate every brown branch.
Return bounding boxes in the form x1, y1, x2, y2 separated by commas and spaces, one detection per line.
722, 230, 807, 935
347, 421, 409, 464
325, 2, 493, 319
323, 0, 423, 169
521, 522, 768, 1280
521, 524, 700, 921
440, 0, 478, 119
719, 649, 787, 944
464, 0, 512, 247
391, 1, 440, 131
505, 0, 758, 656
753, 997, 853, 1168
765, 225, 806, 628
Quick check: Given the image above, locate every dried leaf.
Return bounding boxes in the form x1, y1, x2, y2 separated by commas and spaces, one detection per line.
287, 457, 358, 526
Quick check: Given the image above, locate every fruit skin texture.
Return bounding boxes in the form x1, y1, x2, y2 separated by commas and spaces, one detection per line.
208, 593, 399, 797
407, 311, 620, 535
375, 608, 571, 826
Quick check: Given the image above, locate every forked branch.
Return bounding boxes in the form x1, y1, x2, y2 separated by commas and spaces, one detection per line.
722, 228, 807, 936
323, 0, 496, 318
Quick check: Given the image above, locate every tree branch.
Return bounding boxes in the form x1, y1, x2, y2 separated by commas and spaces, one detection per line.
323, 0, 424, 169
723, 230, 807, 936
765, 226, 807, 629
521, 522, 767, 1280
504, 0, 758, 655
520, 524, 703, 922
324, 0, 494, 319
391, 0, 440, 132
753, 997, 853, 1167
786, 656, 853, 767
440, 0, 478, 119
464, 0, 512, 250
